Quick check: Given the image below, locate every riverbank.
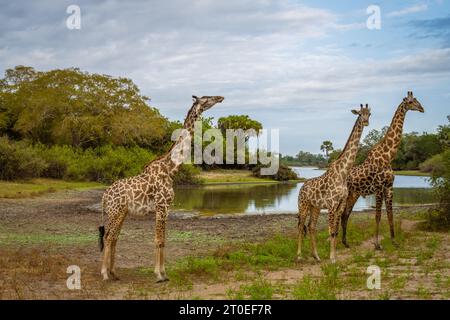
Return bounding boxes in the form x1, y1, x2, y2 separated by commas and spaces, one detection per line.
0, 168, 427, 200
0, 188, 448, 299
394, 170, 431, 177
0, 169, 304, 199
198, 169, 304, 185
0, 178, 105, 199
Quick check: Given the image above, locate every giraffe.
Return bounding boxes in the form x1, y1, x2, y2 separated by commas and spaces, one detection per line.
297, 104, 371, 263
341, 91, 424, 249
99, 95, 224, 282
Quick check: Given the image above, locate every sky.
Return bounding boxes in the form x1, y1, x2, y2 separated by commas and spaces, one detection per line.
0, 0, 449, 155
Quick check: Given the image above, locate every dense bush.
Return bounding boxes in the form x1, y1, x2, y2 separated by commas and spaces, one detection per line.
172, 164, 202, 185
419, 153, 446, 176
0, 66, 174, 150
0, 136, 204, 185
252, 163, 298, 181
0, 136, 47, 180
281, 151, 327, 167
424, 149, 450, 230
35, 144, 158, 183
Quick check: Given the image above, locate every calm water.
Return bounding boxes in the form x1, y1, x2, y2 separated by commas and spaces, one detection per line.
173, 167, 434, 215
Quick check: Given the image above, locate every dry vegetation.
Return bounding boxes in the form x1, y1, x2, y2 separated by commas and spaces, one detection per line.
0, 189, 448, 299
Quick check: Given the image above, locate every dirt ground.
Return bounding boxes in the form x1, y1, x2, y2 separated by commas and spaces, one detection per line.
0, 188, 448, 299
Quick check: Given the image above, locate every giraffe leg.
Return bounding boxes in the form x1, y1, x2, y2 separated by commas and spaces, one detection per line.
296, 202, 309, 262
385, 186, 397, 246
109, 239, 119, 280
374, 192, 383, 250
101, 237, 112, 280
309, 207, 320, 262
341, 193, 358, 248
154, 207, 169, 282
329, 200, 346, 264
100, 208, 126, 281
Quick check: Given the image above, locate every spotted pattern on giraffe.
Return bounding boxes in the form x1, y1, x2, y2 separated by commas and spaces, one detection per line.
99, 96, 224, 282
297, 104, 371, 264
341, 91, 424, 250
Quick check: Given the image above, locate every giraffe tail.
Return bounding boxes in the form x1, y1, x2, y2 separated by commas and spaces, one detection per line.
98, 197, 106, 251
98, 226, 105, 252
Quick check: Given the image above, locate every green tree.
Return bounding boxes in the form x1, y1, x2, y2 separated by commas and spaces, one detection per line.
437, 115, 450, 148
0, 66, 173, 150
355, 127, 388, 164
393, 132, 442, 170
327, 149, 342, 164
216, 115, 262, 169
320, 140, 334, 158
217, 115, 262, 137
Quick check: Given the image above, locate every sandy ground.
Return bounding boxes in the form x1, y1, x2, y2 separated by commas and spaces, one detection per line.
0, 189, 448, 299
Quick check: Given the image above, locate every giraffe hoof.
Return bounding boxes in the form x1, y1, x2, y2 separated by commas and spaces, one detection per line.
110, 273, 120, 281
156, 277, 169, 283
391, 240, 399, 248
343, 242, 350, 248
374, 244, 382, 251
296, 256, 302, 263
313, 256, 321, 262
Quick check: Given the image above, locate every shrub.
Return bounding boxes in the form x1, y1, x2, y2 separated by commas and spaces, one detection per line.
0, 137, 160, 183
424, 149, 450, 230
172, 164, 202, 185
419, 153, 446, 176
252, 163, 298, 181
0, 136, 47, 180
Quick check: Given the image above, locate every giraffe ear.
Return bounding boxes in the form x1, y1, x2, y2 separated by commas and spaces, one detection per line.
192, 95, 199, 102
351, 109, 359, 115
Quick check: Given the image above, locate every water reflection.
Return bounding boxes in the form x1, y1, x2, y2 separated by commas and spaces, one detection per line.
173, 167, 434, 215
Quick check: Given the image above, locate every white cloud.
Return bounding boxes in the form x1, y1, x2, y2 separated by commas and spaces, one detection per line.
387, 4, 428, 17
0, 1, 448, 153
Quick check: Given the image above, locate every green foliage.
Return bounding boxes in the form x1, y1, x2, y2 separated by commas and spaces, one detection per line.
419, 153, 446, 176
0, 66, 173, 149
172, 164, 202, 185
437, 115, 450, 148
327, 148, 342, 164
209, 115, 263, 171
0, 136, 47, 180
0, 136, 156, 183
355, 127, 388, 164
228, 278, 275, 300
393, 132, 442, 170
0, 136, 203, 185
425, 149, 450, 229
217, 115, 262, 135
320, 140, 334, 158
423, 116, 450, 229
251, 163, 298, 181
281, 151, 327, 167
321, 124, 445, 169
292, 264, 342, 300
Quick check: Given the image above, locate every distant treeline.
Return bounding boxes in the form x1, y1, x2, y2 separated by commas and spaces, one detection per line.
283, 118, 449, 174
281, 152, 327, 168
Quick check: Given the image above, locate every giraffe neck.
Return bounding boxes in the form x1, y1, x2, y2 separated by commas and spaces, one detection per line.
157, 102, 201, 175
332, 117, 365, 175
369, 102, 406, 164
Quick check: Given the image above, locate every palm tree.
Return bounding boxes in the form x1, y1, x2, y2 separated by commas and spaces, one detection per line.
320, 140, 334, 158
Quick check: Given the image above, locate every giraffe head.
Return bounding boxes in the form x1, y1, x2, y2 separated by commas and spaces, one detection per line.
402, 91, 424, 113
351, 104, 371, 126
192, 95, 224, 113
